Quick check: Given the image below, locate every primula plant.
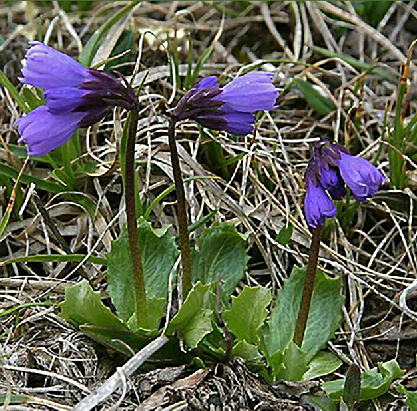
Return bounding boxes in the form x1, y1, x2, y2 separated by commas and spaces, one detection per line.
1, 2, 413, 410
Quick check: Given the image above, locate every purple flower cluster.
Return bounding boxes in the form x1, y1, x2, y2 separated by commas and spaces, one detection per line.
171, 72, 279, 135
16, 42, 136, 156
304, 141, 385, 228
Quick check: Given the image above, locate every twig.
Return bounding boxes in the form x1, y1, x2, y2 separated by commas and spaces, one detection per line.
294, 225, 323, 346
73, 335, 169, 411
167, 118, 192, 298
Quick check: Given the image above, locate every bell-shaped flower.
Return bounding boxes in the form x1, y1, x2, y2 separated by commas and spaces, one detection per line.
16, 42, 136, 156
171, 72, 279, 135
336, 152, 386, 201
304, 174, 337, 229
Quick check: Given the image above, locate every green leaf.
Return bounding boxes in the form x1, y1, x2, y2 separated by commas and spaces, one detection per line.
396, 385, 417, 410
293, 78, 335, 116
106, 218, 178, 324
278, 341, 308, 382
343, 364, 361, 408
324, 360, 405, 401
302, 351, 342, 381
301, 272, 344, 362
224, 286, 271, 344
302, 395, 338, 411
264, 266, 343, 364
275, 223, 293, 245
166, 282, 212, 335
127, 297, 166, 331
60, 279, 127, 330
232, 340, 263, 363
166, 282, 214, 349
192, 222, 249, 298
182, 308, 213, 349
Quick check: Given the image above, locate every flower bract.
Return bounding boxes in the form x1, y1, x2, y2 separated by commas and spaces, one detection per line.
171, 72, 279, 135
16, 42, 136, 156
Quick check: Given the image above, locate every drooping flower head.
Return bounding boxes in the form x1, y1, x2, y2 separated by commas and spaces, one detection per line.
304, 153, 338, 228
171, 72, 280, 135
304, 141, 386, 228
16, 42, 136, 156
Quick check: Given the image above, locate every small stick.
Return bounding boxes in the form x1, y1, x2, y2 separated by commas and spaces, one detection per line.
167, 118, 192, 298
73, 335, 169, 411
293, 225, 323, 347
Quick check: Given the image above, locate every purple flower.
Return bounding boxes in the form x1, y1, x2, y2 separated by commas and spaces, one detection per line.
171, 72, 279, 135
303, 141, 385, 228
305, 175, 337, 229
16, 42, 136, 156
336, 152, 386, 201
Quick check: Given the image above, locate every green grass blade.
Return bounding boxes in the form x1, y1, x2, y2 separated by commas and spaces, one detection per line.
0, 69, 29, 113
0, 301, 55, 318
79, 0, 141, 66
144, 176, 220, 221
292, 78, 335, 116
190, 44, 215, 86
0, 157, 28, 237
0, 393, 31, 405
0, 162, 65, 193
310, 45, 395, 81
0, 254, 106, 267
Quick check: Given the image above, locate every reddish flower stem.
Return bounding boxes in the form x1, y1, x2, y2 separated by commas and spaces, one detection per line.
293, 225, 323, 347
167, 118, 192, 298
125, 107, 147, 328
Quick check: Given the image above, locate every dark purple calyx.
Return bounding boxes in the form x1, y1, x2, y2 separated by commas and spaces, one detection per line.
305, 141, 343, 189
80, 69, 137, 111
171, 85, 225, 120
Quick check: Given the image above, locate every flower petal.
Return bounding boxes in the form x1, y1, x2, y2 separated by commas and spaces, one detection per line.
319, 165, 339, 189
337, 152, 385, 201
197, 76, 219, 90
44, 87, 88, 113
217, 72, 278, 112
221, 109, 255, 135
16, 105, 85, 156
304, 179, 337, 228
20, 42, 90, 89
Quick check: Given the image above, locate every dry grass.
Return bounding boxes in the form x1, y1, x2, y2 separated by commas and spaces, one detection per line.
1, 1, 417, 409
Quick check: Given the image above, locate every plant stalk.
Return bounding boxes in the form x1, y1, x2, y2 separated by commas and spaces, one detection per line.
167, 117, 192, 298
125, 107, 147, 328
293, 225, 323, 347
